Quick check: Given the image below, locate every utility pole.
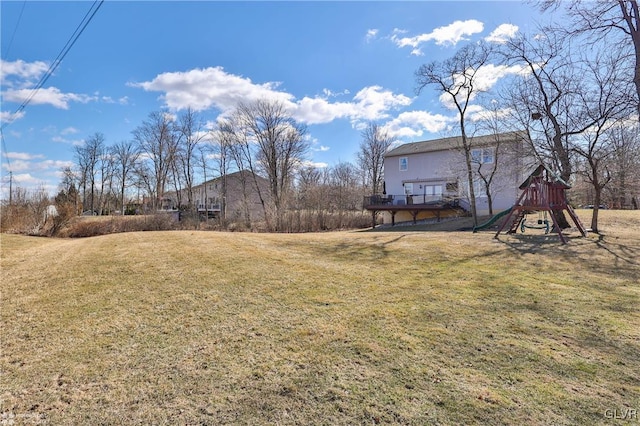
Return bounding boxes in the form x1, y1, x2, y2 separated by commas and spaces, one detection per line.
8, 171, 12, 205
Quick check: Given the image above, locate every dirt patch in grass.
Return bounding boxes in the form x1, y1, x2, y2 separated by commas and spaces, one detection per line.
1, 210, 639, 424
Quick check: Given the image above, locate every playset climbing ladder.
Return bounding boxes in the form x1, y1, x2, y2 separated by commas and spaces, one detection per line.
495, 164, 587, 244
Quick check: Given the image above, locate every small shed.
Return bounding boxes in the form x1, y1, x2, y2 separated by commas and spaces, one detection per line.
495, 164, 587, 243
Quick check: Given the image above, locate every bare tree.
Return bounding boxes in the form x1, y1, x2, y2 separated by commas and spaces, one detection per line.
210, 120, 236, 222
570, 50, 632, 232
132, 111, 179, 210
218, 116, 264, 228
132, 160, 155, 212
357, 122, 393, 196
175, 107, 207, 211
536, 0, 640, 120
415, 41, 494, 226
330, 161, 361, 212
500, 30, 582, 184
604, 123, 640, 209
234, 99, 309, 230
111, 140, 140, 215
58, 166, 80, 215
500, 30, 614, 228
74, 149, 89, 214
473, 104, 512, 215
74, 132, 105, 215
96, 146, 116, 215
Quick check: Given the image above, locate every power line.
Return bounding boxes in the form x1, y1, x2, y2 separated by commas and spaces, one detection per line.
2, 0, 27, 59
0, 0, 105, 134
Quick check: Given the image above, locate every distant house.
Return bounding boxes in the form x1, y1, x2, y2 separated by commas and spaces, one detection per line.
366, 131, 533, 224
163, 170, 270, 222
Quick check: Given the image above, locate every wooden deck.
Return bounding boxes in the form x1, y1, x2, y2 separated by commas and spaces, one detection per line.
363, 195, 467, 227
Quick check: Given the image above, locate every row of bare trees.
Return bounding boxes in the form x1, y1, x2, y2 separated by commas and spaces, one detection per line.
59, 99, 387, 231
414, 0, 640, 232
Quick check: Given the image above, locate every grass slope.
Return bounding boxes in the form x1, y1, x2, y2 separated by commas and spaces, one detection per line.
1, 211, 639, 425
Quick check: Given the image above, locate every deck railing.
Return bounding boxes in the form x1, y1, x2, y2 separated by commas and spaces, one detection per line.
197, 204, 221, 212
363, 194, 461, 208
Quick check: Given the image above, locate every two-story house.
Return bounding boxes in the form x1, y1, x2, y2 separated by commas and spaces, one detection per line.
163, 170, 270, 223
367, 131, 533, 224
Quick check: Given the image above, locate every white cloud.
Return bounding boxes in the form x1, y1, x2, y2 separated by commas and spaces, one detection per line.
61, 127, 79, 135
131, 66, 293, 112
365, 29, 379, 43
392, 20, 484, 54
0, 110, 25, 124
293, 96, 354, 124
438, 63, 529, 109
3, 87, 96, 109
52, 136, 84, 146
11, 173, 40, 184
485, 24, 519, 44
382, 110, 452, 139
5, 159, 33, 172
101, 95, 130, 105
473, 63, 529, 91
468, 105, 513, 122
10, 157, 73, 172
301, 160, 329, 169
290, 86, 412, 125
352, 86, 413, 119
4, 152, 45, 161
0, 59, 49, 87
134, 67, 414, 128
37, 159, 75, 171
322, 88, 350, 98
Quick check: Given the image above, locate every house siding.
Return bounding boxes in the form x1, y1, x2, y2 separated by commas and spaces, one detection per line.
382, 132, 532, 219
164, 170, 270, 221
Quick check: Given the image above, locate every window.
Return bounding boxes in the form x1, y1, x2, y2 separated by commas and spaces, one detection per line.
471, 148, 493, 164
471, 148, 494, 164
420, 185, 442, 196
483, 149, 494, 164
399, 157, 408, 171
473, 179, 487, 197
404, 182, 413, 195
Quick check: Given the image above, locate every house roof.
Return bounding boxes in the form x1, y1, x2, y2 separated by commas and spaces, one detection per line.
385, 131, 528, 158
199, 170, 269, 187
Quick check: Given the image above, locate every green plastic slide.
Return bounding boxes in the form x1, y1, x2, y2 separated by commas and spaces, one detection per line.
472, 206, 513, 233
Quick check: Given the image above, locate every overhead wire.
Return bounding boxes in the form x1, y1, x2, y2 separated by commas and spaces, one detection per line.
0, 0, 104, 184
1, 0, 27, 175
0, 0, 105, 134
2, 0, 27, 59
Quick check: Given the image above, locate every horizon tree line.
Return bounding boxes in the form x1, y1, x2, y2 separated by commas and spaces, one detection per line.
8, 1, 640, 233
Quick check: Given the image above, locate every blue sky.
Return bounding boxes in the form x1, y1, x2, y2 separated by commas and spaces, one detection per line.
1, 1, 545, 197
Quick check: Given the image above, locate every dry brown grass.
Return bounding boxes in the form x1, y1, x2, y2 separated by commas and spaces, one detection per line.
1, 210, 639, 425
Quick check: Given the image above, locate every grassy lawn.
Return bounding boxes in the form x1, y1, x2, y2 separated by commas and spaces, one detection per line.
1, 210, 639, 425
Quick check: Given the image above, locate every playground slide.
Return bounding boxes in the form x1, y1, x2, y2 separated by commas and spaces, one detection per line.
472, 206, 513, 233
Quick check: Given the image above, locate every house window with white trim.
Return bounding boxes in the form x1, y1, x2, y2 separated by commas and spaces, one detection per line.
473, 178, 487, 197
399, 157, 408, 171
471, 148, 494, 164
404, 182, 413, 195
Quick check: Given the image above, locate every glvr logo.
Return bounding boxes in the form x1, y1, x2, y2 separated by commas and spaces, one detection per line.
604, 408, 638, 420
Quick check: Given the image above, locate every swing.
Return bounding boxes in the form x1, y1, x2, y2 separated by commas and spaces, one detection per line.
520, 211, 550, 234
